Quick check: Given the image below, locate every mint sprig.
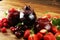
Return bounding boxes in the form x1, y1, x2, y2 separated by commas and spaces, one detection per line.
52, 18, 60, 26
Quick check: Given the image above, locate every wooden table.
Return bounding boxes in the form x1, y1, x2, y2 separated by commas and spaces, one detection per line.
0, 0, 60, 40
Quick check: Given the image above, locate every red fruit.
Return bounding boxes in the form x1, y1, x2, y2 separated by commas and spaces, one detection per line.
3, 23, 8, 27
9, 8, 16, 13
0, 22, 3, 28
11, 27, 15, 32
52, 26, 58, 34
15, 32, 21, 38
10, 26, 14, 30
0, 20, 2, 23
44, 35, 51, 40
44, 32, 56, 40
28, 34, 38, 40
40, 29, 47, 34
1, 27, 7, 33
37, 18, 52, 30
2, 18, 8, 23
24, 30, 30, 38
37, 32, 43, 40
55, 32, 60, 37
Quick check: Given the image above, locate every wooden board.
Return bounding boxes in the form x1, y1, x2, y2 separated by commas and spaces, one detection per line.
0, 0, 60, 40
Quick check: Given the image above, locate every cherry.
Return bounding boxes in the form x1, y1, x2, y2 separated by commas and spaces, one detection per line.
15, 32, 21, 38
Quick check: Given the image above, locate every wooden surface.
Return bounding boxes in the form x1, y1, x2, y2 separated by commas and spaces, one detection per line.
0, 0, 60, 40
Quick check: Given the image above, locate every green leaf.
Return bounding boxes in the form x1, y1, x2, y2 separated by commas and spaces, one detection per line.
52, 18, 58, 26
57, 19, 60, 26
52, 18, 60, 26
16, 22, 24, 26
57, 26, 60, 30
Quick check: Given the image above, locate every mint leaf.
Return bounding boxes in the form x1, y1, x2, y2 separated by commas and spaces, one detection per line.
57, 19, 60, 26
57, 26, 60, 30
52, 18, 58, 26
52, 18, 60, 26
16, 22, 24, 26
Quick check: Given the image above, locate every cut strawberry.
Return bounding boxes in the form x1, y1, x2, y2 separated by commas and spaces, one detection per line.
40, 29, 47, 34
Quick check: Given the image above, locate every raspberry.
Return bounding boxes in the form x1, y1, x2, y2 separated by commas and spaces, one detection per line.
0, 22, 3, 28
2, 18, 8, 23
1, 27, 7, 33
3, 23, 8, 27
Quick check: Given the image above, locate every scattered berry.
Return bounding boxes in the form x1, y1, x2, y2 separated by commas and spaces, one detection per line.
0, 22, 3, 28
1, 27, 7, 33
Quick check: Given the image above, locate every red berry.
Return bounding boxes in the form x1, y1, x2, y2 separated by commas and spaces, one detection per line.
9, 8, 16, 13
15, 32, 21, 38
37, 32, 43, 40
52, 26, 58, 34
10, 27, 15, 32
3, 23, 8, 27
2, 18, 8, 23
10, 26, 15, 30
1, 27, 7, 33
44, 32, 56, 40
24, 30, 30, 38
0, 20, 2, 23
44, 35, 51, 40
0, 22, 3, 28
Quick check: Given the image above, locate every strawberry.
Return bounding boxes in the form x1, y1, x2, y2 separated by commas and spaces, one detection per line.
28, 34, 38, 40
44, 32, 56, 40
1, 27, 7, 33
37, 32, 43, 40
52, 26, 58, 34
40, 29, 47, 34
24, 29, 30, 38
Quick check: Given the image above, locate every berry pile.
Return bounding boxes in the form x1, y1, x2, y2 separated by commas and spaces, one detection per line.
0, 6, 60, 40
